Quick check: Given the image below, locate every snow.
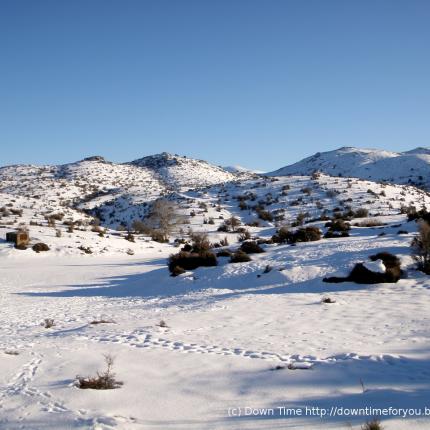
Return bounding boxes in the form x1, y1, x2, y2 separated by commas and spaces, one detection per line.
1, 153, 430, 429
363, 259, 386, 273
268, 146, 430, 189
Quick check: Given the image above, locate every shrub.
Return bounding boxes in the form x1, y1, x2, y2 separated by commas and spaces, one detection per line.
361, 419, 383, 430
324, 252, 402, 284
189, 232, 211, 253
76, 354, 123, 390
354, 219, 384, 227
150, 229, 169, 243
32, 243, 50, 253
216, 249, 232, 257
238, 230, 251, 242
217, 223, 229, 232
271, 226, 290, 244
43, 318, 55, 328
132, 219, 148, 233
326, 219, 350, 232
257, 209, 273, 222
170, 265, 186, 276
240, 241, 264, 254
295, 212, 307, 226
324, 230, 349, 239
226, 216, 241, 231
125, 232, 135, 242
168, 251, 217, 274
219, 236, 229, 247
411, 221, 430, 274
230, 250, 252, 263
290, 227, 321, 243
354, 208, 369, 218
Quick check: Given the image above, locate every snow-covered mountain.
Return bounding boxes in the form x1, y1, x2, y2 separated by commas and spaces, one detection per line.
268, 146, 430, 188
129, 152, 239, 190
0, 153, 243, 228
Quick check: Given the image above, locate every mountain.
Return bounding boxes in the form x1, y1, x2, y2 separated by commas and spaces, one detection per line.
268, 146, 430, 188
129, 152, 239, 190
223, 165, 263, 175
0, 153, 241, 228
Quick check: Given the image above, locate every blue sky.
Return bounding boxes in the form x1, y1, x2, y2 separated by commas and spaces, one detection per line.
1, 0, 429, 170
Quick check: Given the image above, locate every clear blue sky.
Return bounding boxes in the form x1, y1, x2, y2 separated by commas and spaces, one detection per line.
1, 0, 429, 170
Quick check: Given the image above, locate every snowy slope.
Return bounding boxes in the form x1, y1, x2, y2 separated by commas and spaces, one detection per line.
129, 152, 239, 190
268, 146, 430, 188
2, 153, 430, 429
1, 172, 430, 429
0, 153, 241, 228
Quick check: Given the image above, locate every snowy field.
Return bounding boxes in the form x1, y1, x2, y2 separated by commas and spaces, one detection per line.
1, 168, 430, 429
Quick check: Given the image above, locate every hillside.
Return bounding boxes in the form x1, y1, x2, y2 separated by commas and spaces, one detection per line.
1, 154, 430, 429
268, 146, 430, 189
0, 153, 242, 229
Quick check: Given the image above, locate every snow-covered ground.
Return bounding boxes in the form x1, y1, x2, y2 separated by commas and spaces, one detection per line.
1, 167, 430, 429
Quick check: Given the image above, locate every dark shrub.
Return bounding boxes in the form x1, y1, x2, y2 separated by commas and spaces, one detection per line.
271, 226, 290, 244
327, 219, 350, 232
216, 249, 232, 257
257, 209, 273, 222
354, 208, 369, 218
217, 223, 229, 232
324, 230, 349, 239
411, 222, 430, 274
324, 252, 402, 284
230, 250, 252, 263
181, 243, 192, 252
238, 230, 251, 242
171, 265, 186, 276
291, 226, 321, 243
240, 241, 264, 254
189, 232, 211, 253
361, 419, 383, 430
168, 251, 217, 274
32, 243, 50, 253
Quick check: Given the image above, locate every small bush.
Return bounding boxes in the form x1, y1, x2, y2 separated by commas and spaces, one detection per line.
326, 219, 350, 232
240, 241, 264, 254
354, 219, 384, 227
271, 226, 290, 244
168, 251, 217, 274
238, 230, 251, 242
256, 209, 273, 222
361, 419, 383, 430
411, 221, 430, 274
189, 232, 211, 253
230, 250, 252, 263
76, 354, 123, 390
32, 243, 50, 253
290, 226, 321, 243
78, 245, 93, 254
170, 265, 186, 276
324, 252, 402, 284
354, 208, 369, 218
43, 318, 55, 328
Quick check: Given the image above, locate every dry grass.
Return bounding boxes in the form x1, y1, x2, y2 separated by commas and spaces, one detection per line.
76, 354, 123, 390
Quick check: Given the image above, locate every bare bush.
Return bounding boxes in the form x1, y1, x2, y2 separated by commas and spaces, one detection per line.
412, 221, 430, 274
76, 354, 123, 390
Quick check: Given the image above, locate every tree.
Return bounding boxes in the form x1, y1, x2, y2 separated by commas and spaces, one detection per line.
412, 221, 430, 274
144, 199, 182, 242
